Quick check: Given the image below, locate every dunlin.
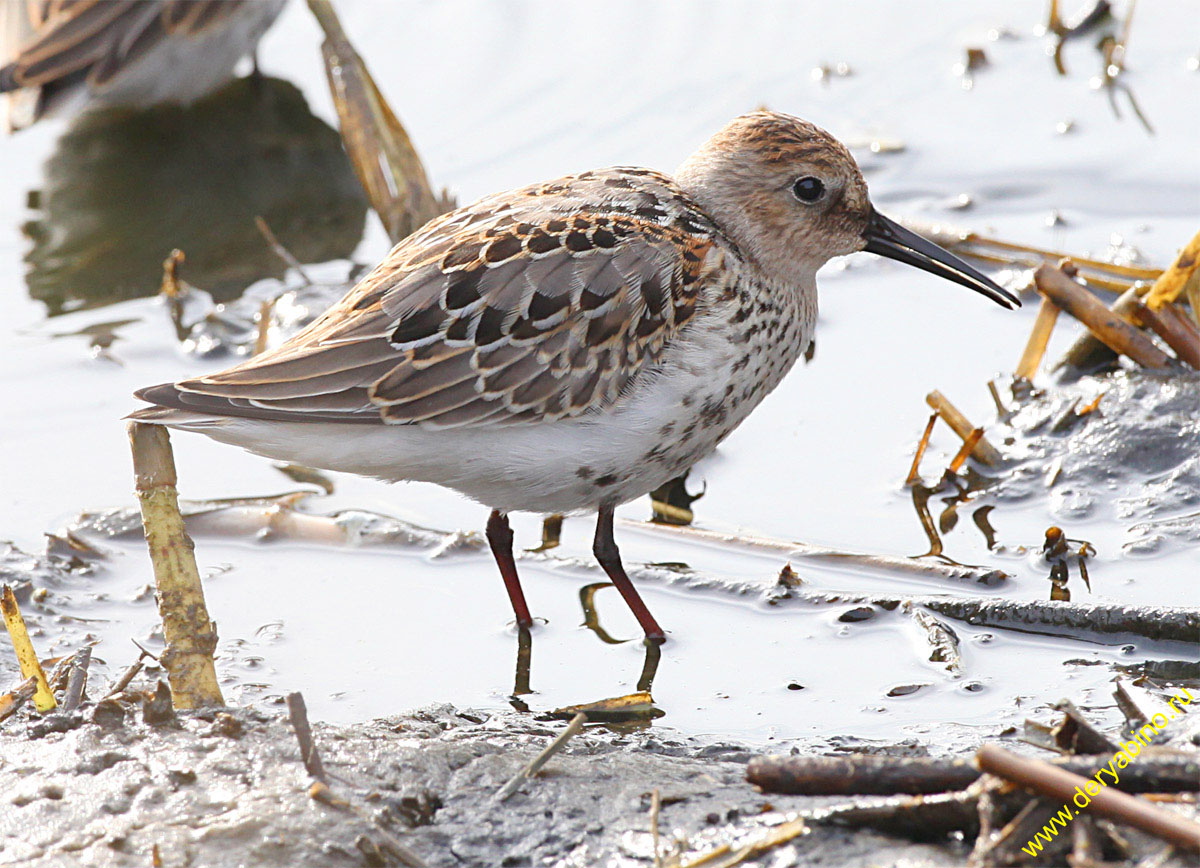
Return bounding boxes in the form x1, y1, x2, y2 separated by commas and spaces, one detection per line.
1, 0, 286, 129
131, 111, 1018, 642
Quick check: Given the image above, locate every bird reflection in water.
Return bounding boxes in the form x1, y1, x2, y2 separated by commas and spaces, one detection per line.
23, 75, 366, 315
508, 590, 663, 721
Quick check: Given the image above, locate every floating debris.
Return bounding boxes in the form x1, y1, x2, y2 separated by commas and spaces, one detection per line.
648, 473, 705, 525
1042, 525, 1095, 601
810, 61, 853, 83
953, 46, 990, 88
548, 692, 663, 725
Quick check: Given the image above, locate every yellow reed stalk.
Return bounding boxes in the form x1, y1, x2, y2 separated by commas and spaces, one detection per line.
128, 422, 224, 709
1142, 229, 1200, 312
1015, 296, 1061, 380
0, 586, 56, 712
924, 391, 1003, 466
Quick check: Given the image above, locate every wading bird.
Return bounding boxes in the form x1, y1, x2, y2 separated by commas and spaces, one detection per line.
1, 0, 286, 130
131, 111, 1018, 642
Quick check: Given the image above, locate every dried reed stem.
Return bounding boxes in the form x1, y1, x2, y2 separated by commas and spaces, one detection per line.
307, 0, 446, 243
906, 412, 938, 484
947, 429, 983, 475
1143, 229, 1200, 311
1134, 301, 1200, 369
924, 391, 1003, 466
1015, 296, 1061, 380
1036, 264, 1172, 371
128, 422, 224, 709
0, 585, 55, 712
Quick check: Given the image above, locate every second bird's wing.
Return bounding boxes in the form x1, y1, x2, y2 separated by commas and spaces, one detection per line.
136, 170, 721, 428
1, 0, 251, 95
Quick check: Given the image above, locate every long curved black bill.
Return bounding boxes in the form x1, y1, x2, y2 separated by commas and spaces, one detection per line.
863, 209, 1020, 309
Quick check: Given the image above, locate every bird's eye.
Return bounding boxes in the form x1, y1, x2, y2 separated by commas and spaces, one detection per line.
792, 176, 825, 203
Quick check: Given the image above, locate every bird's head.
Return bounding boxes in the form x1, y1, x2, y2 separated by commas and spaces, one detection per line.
675, 110, 1018, 308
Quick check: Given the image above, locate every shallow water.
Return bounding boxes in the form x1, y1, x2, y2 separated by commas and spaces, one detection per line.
0, 0, 1197, 745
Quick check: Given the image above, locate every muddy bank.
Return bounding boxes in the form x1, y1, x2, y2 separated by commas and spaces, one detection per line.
4, 700, 1199, 867
0, 704, 985, 868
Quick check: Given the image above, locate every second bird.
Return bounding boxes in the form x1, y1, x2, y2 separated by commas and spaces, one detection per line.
131, 111, 1019, 642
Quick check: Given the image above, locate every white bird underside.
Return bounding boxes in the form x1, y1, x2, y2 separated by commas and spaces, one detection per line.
141, 297, 813, 514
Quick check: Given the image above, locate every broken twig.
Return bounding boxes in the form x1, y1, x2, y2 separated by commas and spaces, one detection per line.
1015, 295, 1061, 380
748, 752, 1199, 797
924, 390, 1003, 466
906, 412, 938, 484
103, 645, 151, 699
62, 644, 91, 712
976, 744, 1200, 851
649, 788, 662, 868
287, 691, 328, 784
620, 519, 1008, 585
1133, 301, 1200, 369
1036, 264, 1172, 371
0, 676, 38, 723
254, 215, 312, 286
495, 712, 587, 801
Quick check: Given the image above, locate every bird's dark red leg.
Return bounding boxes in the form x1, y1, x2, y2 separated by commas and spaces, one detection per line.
486, 509, 533, 628
593, 505, 666, 643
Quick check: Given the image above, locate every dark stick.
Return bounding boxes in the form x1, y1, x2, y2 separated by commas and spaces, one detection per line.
973, 797, 1068, 864
287, 691, 328, 784
976, 745, 1200, 851
748, 752, 1200, 797
487, 510, 533, 628
1035, 264, 1173, 370
62, 645, 92, 712
1135, 300, 1200, 369
0, 676, 38, 724
103, 645, 152, 700
594, 506, 665, 642
793, 594, 1199, 645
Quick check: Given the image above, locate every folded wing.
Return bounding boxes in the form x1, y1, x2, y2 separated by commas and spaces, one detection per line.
137, 171, 719, 429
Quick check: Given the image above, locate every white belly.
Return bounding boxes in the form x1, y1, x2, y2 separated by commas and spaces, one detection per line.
88, 1, 285, 110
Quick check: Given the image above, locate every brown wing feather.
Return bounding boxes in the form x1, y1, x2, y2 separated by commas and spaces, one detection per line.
1, 0, 243, 92
147, 170, 722, 429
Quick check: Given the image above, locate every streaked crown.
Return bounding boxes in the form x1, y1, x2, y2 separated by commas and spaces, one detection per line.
675, 110, 872, 283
